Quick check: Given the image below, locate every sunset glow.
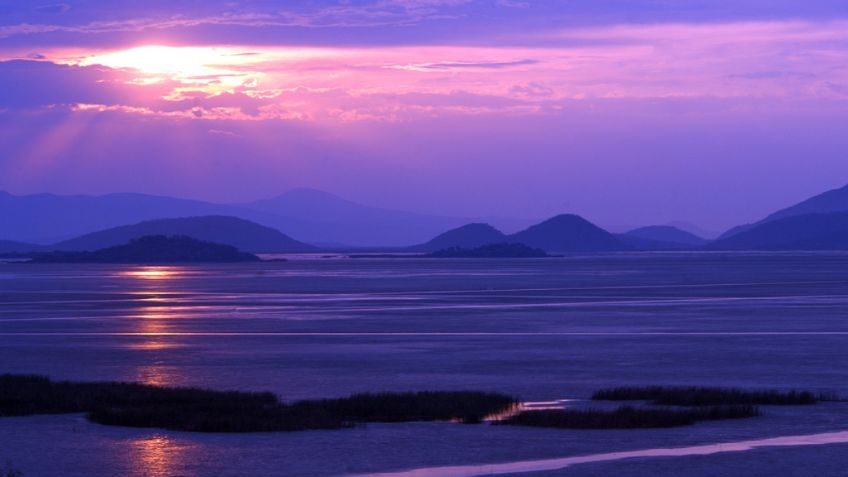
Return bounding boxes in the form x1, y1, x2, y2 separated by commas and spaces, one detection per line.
80, 45, 256, 87
3, 3, 848, 476
3, 1, 848, 229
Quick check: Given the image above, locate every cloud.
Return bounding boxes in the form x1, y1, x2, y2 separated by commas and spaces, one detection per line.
496, 0, 529, 7
207, 128, 243, 138
3, 18, 848, 122
387, 59, 538, 71
510, 82, 553, 97
0, 1, 475, 40
34, 3, 71, 14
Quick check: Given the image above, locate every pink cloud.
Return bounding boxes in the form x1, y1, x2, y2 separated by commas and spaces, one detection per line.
1, 19, 846, 122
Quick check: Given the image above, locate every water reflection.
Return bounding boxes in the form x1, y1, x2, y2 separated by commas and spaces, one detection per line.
122, 266, 186, 386
120, 267, 179, 280
129, 435, 193, 477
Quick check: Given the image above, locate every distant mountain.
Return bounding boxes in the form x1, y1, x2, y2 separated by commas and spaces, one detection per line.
509, 214, 626, 252
0, 240, 42, 254
0, 190, 248, 243
720, 183, 848, 239
32, 235, 260, 263
709, 211, 848, 250
428, 243, 549, 258
53, 216, 314, 253
414, 223, 508, 251
625, 226, 707, 246
664, 221, 718, 240
0, 189, 531, 247
764, 184, 848, 221
615, 234, 692, 251
240, 188, 473, 247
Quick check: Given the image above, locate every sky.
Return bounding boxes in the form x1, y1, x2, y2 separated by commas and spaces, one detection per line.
1, 0, 848, 232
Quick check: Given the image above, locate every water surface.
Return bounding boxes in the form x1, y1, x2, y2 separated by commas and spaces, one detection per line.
1, 252, 847, 475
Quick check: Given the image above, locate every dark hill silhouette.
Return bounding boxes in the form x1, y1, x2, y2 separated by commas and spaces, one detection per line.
509, 214, 626, 252
32, 235, 260, 263
414, 223, 508, 251
429, 243, 549, 258
709, 211, 848, 250
720, 183, 848, 239
54, 216, 314, 253
626, 226, 706, 246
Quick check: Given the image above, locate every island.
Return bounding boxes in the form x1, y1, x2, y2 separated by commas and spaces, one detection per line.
428, 242, 550, 258
28, 235, 261, 263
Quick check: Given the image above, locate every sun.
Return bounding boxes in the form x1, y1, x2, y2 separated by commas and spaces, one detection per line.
80, 45, 255, 88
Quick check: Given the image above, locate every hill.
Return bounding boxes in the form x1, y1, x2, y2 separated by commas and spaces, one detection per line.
0, 190, 253, 244
414, 223, 508, 251
625, 226, 707, 246
240, 188, 475, 247
508, 214, 626, 252
764, 184, 848, 222
615, 234, 692, 251
0, 189, 532, 247
720, 183, 848, 239
709, 211, 848, 250
31, 236, 260, 263
54, 216, 314, 253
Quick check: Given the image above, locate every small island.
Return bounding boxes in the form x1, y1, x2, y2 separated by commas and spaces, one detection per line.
28, 235, 260, 264
428, 242, 549, 258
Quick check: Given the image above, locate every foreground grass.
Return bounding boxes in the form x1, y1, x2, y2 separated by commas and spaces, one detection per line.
0, 375, 516, 432
499, 405, 760, 429
591, 386, 838, 406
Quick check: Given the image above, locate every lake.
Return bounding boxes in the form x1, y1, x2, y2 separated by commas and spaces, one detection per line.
1, 252, 847, 476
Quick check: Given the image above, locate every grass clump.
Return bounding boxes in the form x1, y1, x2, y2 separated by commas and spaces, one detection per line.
289, 391, 516, 424
591, 386, 837, 406
499, 405, 759, 429
0, 375, 516, 433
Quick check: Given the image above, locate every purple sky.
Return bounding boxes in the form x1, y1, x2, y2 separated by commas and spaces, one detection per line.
1, 1, 848, 232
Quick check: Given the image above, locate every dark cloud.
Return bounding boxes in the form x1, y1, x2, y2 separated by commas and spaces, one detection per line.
0, 60, 270, 115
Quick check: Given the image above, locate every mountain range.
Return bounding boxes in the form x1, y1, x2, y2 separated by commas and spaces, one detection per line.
6, 183, 848, 253
0, 189, 533, 247
416, 215, 629, 253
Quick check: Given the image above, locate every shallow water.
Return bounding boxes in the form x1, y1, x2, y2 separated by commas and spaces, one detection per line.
1, 252, 848, 475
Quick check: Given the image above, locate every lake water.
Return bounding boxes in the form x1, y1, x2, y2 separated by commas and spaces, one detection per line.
1, 252, 847, 476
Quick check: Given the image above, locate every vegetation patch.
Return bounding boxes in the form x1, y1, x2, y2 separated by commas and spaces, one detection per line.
0, 375, 516, 432
499, 405, 760, 429
591, 386, 838, 406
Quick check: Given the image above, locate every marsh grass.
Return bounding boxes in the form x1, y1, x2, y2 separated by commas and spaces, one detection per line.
499, 405, 760, 429
591, 386, 838, 406
0, 375, 516, 432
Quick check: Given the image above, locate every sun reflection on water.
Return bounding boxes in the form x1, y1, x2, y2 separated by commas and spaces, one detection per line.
129, 434, 193, 477
120, 266, 188, 386
120, 267, 181, 281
